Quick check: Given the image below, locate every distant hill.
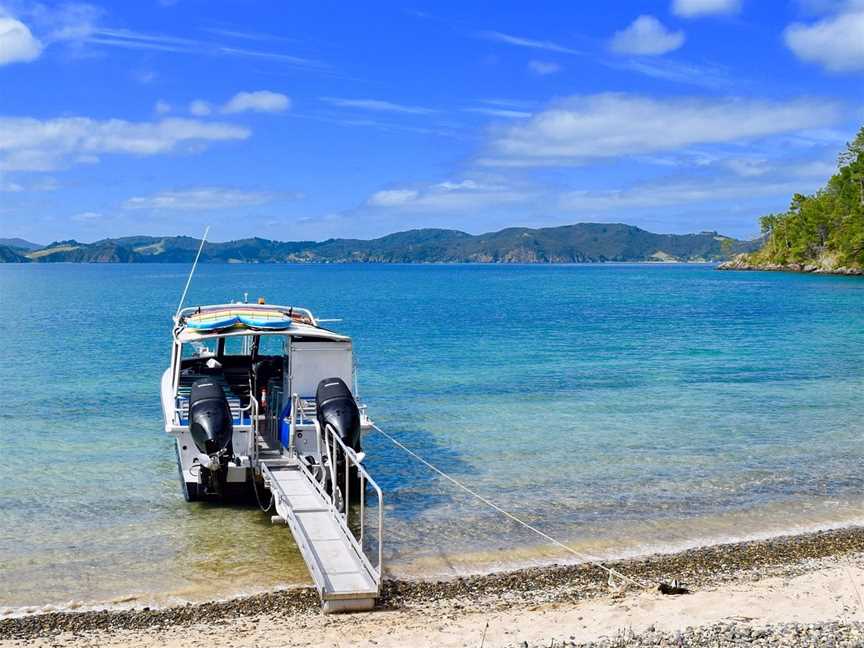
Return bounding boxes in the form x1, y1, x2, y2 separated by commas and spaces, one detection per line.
2, 224, 760, 264
0, 237, 41, 251
0, 245, 31, 262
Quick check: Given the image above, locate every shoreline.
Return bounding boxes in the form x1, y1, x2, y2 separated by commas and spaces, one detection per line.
717, 258, 864, 276
6, 525, 864, 643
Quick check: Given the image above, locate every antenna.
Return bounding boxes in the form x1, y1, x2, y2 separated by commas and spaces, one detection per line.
175, 226, 210, 318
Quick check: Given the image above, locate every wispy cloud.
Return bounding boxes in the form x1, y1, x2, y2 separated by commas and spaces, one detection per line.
185, 91, 291, 117
559, 178, 805, 212
200, 27, 298, 43
189, 100, 211, 116
481, 94, 841, 166
71, 210, 102, 222
82, 27, 327, 69
0, 175, 59, 192
463, 107, 532, 118
672, 0, 742, 18
123, 187, 277, 211
320, 97, 437, 115
606, 57, 733, 89
476, 30, 583, 55
367, 178, 532, 211
527, 60, 561, 75
367, 188, 419, 207
294, 113, 463, 139
0, 116, 250, 172
222, 90, 290, 114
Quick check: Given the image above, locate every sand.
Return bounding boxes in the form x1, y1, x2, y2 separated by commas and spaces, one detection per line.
5, 528, 864, 647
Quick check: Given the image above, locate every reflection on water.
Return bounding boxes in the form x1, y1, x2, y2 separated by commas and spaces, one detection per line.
1, 263, 863, 611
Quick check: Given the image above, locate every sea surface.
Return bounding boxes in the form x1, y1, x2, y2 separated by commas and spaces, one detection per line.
2, 263, 864, 613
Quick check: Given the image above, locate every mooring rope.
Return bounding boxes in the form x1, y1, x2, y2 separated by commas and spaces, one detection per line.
370, 424, 650, 590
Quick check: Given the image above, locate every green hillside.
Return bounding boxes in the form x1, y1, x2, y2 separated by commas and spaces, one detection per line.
722, 126, 864, 275
1, 223, 757, 264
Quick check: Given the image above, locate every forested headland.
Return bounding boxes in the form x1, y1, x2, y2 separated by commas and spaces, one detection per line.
721, 127, 864, 275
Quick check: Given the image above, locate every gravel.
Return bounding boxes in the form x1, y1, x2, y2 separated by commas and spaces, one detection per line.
515, 621, 864, 647
4, 526, 864, 642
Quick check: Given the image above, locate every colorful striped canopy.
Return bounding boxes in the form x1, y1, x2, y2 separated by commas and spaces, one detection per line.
184, 308, 294, 333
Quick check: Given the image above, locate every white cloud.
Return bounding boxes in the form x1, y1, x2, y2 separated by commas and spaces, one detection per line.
154, 100, 172, 114
0, 179, 23, 192
484, 94, 841, 165
0, 175, 59, 191
784, 9, 864, 71
321, 97, 436, 115
189, 100, 212, 116
791, 159, 837, 178
367, 189, 419, 206
560, 179, 803, 212
609, 15, 685, 56
606, 58, 732, 89
367, 179, 531, 211
0, 16, 43, 65
84, 27, 326, 69
222, 90, 290, 114
36, 3, 101, 43
133, 68, 156, 84
527, 60, 561, 75
0, 116, 250, 171
72, 211, 102, 221
671, 0, 741, 17
123, 187, 275, 210
725, 157, 770, 177
463, 107, 532, 119
477, 31, 583, 55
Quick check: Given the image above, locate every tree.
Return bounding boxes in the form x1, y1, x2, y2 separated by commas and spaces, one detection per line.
838, 126, 864, 167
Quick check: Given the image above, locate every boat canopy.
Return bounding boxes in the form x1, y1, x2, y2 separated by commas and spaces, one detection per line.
174, 304, 348, 343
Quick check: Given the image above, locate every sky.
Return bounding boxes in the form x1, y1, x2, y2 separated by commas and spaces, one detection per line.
1, 0, 864, 244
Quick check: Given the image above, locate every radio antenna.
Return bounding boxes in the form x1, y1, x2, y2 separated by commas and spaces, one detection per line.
175, 226, 210, 318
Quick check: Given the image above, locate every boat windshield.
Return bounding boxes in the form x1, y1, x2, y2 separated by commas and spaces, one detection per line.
182, 339, 217, 359
180, 334, 287, 360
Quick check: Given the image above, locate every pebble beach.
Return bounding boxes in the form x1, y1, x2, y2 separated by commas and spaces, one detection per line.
5, 526, 864, 647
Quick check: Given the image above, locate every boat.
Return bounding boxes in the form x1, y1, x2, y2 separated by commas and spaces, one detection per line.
161, 299, 384, 612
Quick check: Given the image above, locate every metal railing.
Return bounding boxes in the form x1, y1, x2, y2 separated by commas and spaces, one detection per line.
290, 393, 384, 586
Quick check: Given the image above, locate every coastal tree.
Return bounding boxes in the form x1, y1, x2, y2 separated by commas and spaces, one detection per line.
750, 124, 864, 269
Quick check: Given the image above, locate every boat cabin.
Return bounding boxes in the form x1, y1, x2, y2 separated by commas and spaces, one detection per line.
161, 303, 367, 494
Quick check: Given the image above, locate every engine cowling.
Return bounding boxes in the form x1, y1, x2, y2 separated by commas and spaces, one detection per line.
189, 379, 233, 456
316, 377, 361, 452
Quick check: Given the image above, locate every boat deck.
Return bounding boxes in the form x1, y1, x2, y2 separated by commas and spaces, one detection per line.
261, 459, 379, 613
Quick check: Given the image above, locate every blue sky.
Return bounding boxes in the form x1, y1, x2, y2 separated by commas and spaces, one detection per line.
1, 0, 864, 244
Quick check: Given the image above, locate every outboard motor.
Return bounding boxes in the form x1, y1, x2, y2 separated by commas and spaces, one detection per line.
316, 377, 361, 452
189, 379, 234, 458
316, 377, 363, 509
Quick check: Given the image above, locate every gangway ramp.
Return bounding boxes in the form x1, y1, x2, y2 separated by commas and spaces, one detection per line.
261, 449, 382, 613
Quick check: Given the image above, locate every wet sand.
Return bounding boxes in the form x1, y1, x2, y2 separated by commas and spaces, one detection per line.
4, 526, 864, 646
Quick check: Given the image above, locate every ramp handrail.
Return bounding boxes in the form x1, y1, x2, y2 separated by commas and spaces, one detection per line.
291, 393, 384, 588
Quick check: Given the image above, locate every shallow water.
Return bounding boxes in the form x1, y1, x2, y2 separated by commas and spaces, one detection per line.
1, 263, 863, 611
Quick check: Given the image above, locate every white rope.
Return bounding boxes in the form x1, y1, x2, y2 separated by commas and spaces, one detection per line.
370, 424, 649, 589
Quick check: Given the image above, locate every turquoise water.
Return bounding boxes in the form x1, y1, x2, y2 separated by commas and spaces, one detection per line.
2, 263, 864, 611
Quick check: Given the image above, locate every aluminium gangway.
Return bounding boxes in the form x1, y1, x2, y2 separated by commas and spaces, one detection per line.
258, 394, 383, 613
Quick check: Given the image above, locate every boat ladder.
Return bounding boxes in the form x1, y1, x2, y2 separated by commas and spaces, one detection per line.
259, 418, 383, 613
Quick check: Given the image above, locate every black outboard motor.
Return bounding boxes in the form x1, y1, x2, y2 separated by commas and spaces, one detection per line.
316, 377, 363, 509
189, 379, 234, 457
316, 377, 361, 452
